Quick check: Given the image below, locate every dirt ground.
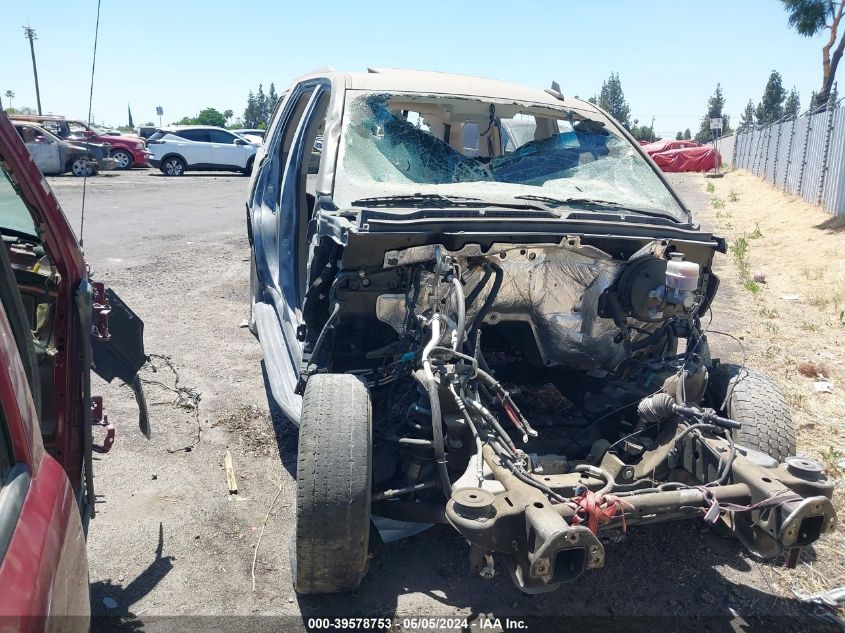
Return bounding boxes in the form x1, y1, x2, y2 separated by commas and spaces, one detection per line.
44, 168, 843, 632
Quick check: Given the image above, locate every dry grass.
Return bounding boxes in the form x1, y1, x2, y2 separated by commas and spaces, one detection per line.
701, 170, 845, 600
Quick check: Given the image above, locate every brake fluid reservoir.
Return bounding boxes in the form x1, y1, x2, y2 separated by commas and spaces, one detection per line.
665, 253, 700, 290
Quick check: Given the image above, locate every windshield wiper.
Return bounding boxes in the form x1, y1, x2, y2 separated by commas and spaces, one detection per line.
352, 194, 483, 208
352, 193, 555, 214
515, 195, 681, 222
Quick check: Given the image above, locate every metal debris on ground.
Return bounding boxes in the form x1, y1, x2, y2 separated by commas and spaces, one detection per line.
140, 353, 203, 452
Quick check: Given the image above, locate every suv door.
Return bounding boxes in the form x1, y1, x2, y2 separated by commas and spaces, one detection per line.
207, 129, 248, 169
174, 129, 212, 165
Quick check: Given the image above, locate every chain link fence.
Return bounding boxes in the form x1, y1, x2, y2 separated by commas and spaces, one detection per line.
730, 90, 845, 216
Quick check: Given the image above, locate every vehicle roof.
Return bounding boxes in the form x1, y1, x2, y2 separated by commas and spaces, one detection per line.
10, 121, 62, 140
291, 67, 598, 113
164, 125, 233, 131
8, 114, 68, 122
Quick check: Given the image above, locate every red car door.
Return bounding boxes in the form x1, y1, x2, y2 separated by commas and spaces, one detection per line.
0, 298, 90, 631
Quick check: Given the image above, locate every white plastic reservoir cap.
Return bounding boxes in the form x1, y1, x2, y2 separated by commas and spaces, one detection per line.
665, 253, 700, 290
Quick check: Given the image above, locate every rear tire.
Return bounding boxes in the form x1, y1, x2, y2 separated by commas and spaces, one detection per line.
292, 374, 372, 594
708, 364, 796, 462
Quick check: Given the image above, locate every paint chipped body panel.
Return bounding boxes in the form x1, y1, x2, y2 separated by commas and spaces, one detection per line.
247, 69, 835, 595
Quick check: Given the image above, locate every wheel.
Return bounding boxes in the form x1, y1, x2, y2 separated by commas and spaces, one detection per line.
248, 248, 262, 336
292, 374, 372, 594
161, 156, 186, 176
111, 149, 132, 170
243, 156, 255, 176
707, 364, 796, 462
71, 158, 94, 177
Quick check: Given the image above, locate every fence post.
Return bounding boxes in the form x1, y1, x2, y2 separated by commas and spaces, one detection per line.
817, 83, 837, 205
772, 119, 783, 186
783, 118, 796, 191
797, 110, 814, 198
731, 131, 738, 166
751, 127, 761, 174
760, 123, 772, 180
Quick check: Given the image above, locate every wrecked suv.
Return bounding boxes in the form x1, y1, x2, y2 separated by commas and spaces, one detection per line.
247, 68, 836, 595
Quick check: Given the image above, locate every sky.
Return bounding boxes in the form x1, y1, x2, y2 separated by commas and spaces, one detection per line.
0, 0, 830, 138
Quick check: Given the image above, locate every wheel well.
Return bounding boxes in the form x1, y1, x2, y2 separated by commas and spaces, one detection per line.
160, 153, 186, 166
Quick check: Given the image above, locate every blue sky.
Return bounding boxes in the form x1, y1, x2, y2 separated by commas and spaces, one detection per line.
0, 0, 828, 137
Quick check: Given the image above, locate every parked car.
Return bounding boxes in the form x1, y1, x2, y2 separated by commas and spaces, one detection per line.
146, 125, 258, 176
231, 128, 265, 144
9, 115, 147, 170
11, 122, 112, 177
0, 108, 148, 629
247, 68, 836, 595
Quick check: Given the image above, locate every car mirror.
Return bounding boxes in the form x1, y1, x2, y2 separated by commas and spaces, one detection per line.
234, 138, 247, 146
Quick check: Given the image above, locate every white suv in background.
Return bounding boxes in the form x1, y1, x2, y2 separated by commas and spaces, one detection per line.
146, 126, 259, 176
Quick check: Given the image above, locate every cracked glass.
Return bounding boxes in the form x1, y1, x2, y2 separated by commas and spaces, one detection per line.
334, 92, 687, 222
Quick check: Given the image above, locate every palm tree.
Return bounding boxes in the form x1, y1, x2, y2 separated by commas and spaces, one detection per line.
3, 90, 14, 110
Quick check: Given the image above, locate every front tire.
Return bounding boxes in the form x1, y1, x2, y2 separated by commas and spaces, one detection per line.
243, 156, 255, 176
292, 374, 372, 594
161, 156, 186, 176
708, 364, 796, 462
111, 149, 132, 170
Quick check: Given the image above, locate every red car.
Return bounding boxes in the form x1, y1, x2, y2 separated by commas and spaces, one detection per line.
9, 114, 148, 170
0, 109, 147, 630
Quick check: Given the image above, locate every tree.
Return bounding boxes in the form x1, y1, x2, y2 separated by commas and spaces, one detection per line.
683, 128, 692, 140
675, 131, 684, 140
128, 103, 134, 127
596, 72, 631, 128
629, 119, 658, 142
695, 83, 733, 143
781, 0, 845, 106
243, 91, 259, 128
268, 83, 278, 117
3, 90, 13, 110
177, 107, 230, 127
784, 87, 801, 118
256, 84, 267, 126
738, 99, 756, 131
755, 70, 786, 124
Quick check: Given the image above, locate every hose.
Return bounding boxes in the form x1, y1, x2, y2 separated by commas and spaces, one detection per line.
449, 381, 484, 485
465, 392, 517, 453
450, 274, 466, 350
574, 464, 616, 495
419, 315, 452, 498
306, 302, 341, 370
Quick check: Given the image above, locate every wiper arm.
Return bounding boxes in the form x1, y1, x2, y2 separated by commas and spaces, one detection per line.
515, 195, 677, 222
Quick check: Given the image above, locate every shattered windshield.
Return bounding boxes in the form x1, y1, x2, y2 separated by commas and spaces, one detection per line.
334, 92, 688, 222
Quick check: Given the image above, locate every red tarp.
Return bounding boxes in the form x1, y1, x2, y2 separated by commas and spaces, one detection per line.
649, 145, 722, 173
641, 139, 700, 155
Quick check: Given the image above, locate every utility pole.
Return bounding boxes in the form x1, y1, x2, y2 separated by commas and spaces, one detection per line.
23, 26, 42, 115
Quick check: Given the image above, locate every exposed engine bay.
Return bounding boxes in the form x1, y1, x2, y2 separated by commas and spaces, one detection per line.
299, 233, 837, 593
